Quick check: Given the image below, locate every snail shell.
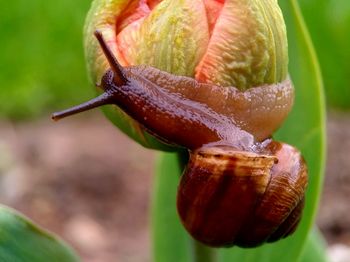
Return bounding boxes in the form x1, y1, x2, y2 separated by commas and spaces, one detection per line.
177, 141, 307, 247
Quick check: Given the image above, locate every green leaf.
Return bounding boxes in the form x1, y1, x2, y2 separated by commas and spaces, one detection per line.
151, 152, 193, 262
300, 229, 329, 262
152, 0, 326, 261
299, 0, 350, 109
0, 205, 79, 262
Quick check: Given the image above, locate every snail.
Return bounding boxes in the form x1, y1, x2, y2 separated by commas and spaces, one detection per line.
52, 31, 308, 248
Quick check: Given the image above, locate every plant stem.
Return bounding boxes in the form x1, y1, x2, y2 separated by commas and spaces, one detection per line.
193, 240, 218, 262
176, 151, 218, 262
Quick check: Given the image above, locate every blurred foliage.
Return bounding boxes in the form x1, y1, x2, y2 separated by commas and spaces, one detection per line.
0, 205, 79, 262
300, 0, 350, 109
0, 0, 92, 120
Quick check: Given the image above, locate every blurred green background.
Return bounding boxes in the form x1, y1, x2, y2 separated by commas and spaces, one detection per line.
0, 0, 92, 119
301, 0, 350, 109
0, 0, 349, 120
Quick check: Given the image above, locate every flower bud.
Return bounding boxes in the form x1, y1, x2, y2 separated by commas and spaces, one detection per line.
84, 0, 288, 149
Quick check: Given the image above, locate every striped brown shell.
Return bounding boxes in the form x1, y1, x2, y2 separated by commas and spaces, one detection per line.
177, 141, 308, 247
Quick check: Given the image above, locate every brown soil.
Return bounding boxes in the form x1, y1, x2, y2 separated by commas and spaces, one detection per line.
0, 111, 349, 261
317, 112, 350, 246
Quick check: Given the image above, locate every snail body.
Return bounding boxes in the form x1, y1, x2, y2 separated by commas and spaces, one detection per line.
52, 31, 308, 248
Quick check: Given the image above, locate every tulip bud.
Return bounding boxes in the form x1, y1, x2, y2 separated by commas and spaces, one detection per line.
84, 0, 288, 149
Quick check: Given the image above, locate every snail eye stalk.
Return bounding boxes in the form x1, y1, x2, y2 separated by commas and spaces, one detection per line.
51, 92, 113, 121
51, 31, 127, 121
94, 30, 128, 86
